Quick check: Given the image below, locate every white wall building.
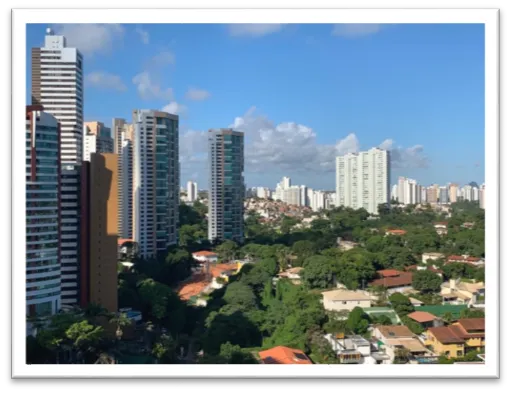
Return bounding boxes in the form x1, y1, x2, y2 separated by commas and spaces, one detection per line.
26, 107, 62, 318
322, 289, 372, 312
479, 184, 485, 209
133, 110, 179, 258
310, 190, 327, 212
31, 28, 83, 306
396, 177, 419, 205
255, 187, 271, 199
336, 148, 390, 215
187, 181, 198, 202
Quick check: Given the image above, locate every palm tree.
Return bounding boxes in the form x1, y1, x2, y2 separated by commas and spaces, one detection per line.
109, 312, 131, 341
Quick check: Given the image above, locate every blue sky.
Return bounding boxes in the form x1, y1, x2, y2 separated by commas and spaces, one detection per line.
26, 23, 485, 190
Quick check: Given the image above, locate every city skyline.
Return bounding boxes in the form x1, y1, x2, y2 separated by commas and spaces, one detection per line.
26, 23, 485, 189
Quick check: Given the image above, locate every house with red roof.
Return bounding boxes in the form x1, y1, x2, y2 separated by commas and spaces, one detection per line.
369, 270, 413, 294
258, 346, 313, 364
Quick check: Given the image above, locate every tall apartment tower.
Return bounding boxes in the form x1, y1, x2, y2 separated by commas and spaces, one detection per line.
32, 28, 83, 306
335, 147, 390, 215
80, 153, 119, 312
26, 106, 62, 318
208, 129, 245, 243
479, 184, 485, 209
83, 121, 114, 161
113, 118, 134, 239
187, 181, 198, 202
132, 110, 179, 258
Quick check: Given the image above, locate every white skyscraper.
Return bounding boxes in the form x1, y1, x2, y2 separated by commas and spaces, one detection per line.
472, 186, 479, 202
133, 110, 180, 258
479, 184, 485, 209
300, 185, 308, 206
32, 28, 83, 306
187, 181, 198, 202
396, 177, 419, 205
391, 184, 398, 201
335, 148, 390, 215
310, 190, 327, 212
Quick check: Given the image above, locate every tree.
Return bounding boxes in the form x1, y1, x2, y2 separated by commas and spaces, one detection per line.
215, 240, 239, 262
152, 334, 177, 364
393, 347, 411, 364
346, 307, 371, 335
291, 240, 316, 266
301, 255, 335, 289
109, 312, 132, 341
412, 270, 443, 294
65, 320, 104, 363
257, 258, 279, 276
223, 282, 257, 310
389, 293, 414, 317
371, 314, 392, 325
400, 316, 424, 335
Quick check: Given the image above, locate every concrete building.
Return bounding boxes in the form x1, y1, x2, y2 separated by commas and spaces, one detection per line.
26, 106, 62, 318
83, 121, 113, 161
397, 177, 419, 205
479, 184, 485, 209
208, 129, 245, 243
322, 289, 372, 312
426, 186, 437, 204
391, 184, 398, 201
310, 190, 327, 212
439, 186, 449, 205
132, 110, 180, 258
256, 187, 271, 199
112, 119, 134, 239
335, 148, 390, 215
31, 28, 83, 306
80, 153, 118, 312
449, 183, 459, 203
282, 186, 301, 206
472, 186, 479, 202
187, 181, 198, 202
462, 185, 473, 201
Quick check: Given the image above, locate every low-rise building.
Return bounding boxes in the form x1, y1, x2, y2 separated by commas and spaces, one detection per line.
336, 238, 359, 251
421, 252, 445, 264
324, 334, 389, 364
440, 279, 485, 306
446, 255, 485, 266
258, 346, 313, 364
433, 222, 448, 236
192, 251, 219, 264
277, 267, 303, 285
369, 270, 413, 294
425, 318, 485, 358
385, 229, 407, 236
407, 311, 444, 329
321, 289, 372, 312
372, 325, 432, 364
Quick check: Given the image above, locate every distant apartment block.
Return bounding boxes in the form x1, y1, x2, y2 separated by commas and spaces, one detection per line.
187, 180, 198, 202
80, 153, 118, 312
26, 106, 62, 317
83, 121, 113, 161
208, 129, 245, 243
133, 110, 179, 258
336, 148, 390, 215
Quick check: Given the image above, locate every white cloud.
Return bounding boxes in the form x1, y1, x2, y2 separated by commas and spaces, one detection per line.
132, 71, 173, 100
162, 101, 187, 115
228, 24, 284, 37
85, 72, 127, 92
149, 51, 175, 67
53, 24, 124, 56
332, 24, 384, 38
185, 87, 211, 101
178, 107, 430, 175
135, 27, 150, 44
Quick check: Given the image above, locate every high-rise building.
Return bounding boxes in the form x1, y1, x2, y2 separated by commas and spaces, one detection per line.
112, 119, 134, 239
26, 106, 62, 318
83, 121, 113, 161
282, 186, 301, 206
187, 181, 198, 202
335, 148, 390, 215
300, 185, 308, 206
310, 190, 327, 212
479, 184, 485, 209
426, 186, 437, 204
132, 110, 180, 258
256, 187, 271, 199
391, 184, 398, 201
396, 177, 419, 205
462, 185, 473, 201
420, 187, 427, 203
80, 153, 119, 312
208, 129, 245, 243
449, 183, 459, 203
439, 186, 448, 205
472, 186, 479, 202
32, 28, 83, 306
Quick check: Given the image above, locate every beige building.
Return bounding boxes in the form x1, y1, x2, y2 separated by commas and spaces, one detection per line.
322, 289, 372, 312
80, 153, 119, 313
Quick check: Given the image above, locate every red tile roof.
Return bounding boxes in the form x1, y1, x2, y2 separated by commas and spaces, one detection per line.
370, 272, 413, 288
386, 229, 407, 235
428, 326, 465, 344
407, 311, 437, 323
258, 346, 313, 364
447, 255, 464, 261
457, 318, 485, 332
377, 269, 403, 278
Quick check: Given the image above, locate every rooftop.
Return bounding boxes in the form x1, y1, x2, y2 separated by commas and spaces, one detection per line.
428, 326, 465, 344
258, 346, 313, 365
416, 304, 468, 319
370, 272, 413, 288
377, 269, 403, 278
375, 325, 415, 339
407, 311, 438, 323
322, 289, 372, 302
457, 318, 485, 332
192, 251, 218, 257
